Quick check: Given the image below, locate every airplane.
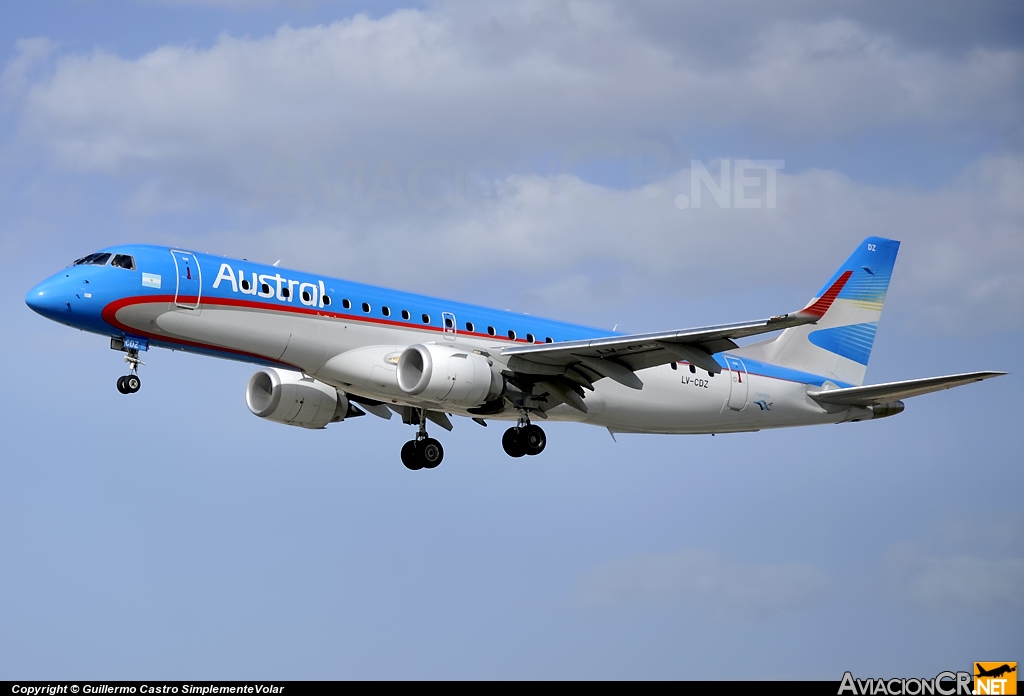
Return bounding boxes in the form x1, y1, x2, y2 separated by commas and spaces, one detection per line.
25, 236, 1005, 470
976, 664, 1017, 679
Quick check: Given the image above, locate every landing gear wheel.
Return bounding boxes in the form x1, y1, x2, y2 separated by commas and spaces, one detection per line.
521, 424, 546, 456
401, 440, 423, 470
420, 438, 444, 468
114, 346, 146, 394
502, 427, 526, 458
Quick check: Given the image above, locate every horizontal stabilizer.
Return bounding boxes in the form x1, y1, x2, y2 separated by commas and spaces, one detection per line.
807, 371, 1006, 406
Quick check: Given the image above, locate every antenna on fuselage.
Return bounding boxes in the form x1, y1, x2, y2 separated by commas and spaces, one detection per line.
272, 260, 281, 267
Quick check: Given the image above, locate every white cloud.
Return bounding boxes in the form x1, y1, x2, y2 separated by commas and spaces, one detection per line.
887, 545, 1024, 614
14, 4, 1023, 178
1, 37, 56, 103
6, 3, 1022, 331
579, 548, 828, 620
184, 155, 1024, 332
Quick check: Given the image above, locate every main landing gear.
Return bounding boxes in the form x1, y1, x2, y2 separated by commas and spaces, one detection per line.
397, 409, 547, 469
116, 348, 144, 395
502, 412, 546, 458
401, 410, 444, 471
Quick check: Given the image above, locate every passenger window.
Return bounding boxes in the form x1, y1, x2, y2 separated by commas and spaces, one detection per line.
342, 299, 352, 309
421, 313, 431, 324
487, 326, 496, 336
323, 295, 332, 306
465, 322, 475, 332
382, 306, 391, 317
301, 290, 311, 302
526, 333, 535, 343
444, 316, 454, 329
545, 337, 553, 343
362, 302, 371, 313
111, 254, 136, 270
507, 330, 517, 340
281, 288, 290, 298
401, 310, 411, 320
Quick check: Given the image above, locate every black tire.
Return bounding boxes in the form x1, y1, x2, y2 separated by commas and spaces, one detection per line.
521, 424, 546, 456
116, 376, 128, 394
502, 427, 526, 458
401, 440, 423, 470
125, 375, 141, 393
420, 438, 444, 468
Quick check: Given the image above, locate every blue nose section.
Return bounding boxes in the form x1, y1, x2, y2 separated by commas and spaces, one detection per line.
26, 277, 73, 319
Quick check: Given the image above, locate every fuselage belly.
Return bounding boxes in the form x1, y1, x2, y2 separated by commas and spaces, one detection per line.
114, 298, 843, 434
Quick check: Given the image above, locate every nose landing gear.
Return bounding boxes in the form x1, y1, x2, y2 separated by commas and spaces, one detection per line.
115, 347, 144, 394
502, 411, 546, 458
401, 409, 444, 470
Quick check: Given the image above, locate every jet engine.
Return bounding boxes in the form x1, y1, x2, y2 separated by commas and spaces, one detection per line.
397, 344, 504, 407
246, 368, 351, 429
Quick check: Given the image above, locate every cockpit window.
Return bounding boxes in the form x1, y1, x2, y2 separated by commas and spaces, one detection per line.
111, 254, 136, 270
73, 253, 112, 266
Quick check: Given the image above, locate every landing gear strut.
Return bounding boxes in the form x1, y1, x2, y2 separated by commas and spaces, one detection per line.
116, 348, 144, 394
401, 409, 444, 471
502, 411, 546, 458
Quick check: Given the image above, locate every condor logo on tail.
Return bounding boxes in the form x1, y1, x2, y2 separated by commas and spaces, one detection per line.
975, 662, 1017, 695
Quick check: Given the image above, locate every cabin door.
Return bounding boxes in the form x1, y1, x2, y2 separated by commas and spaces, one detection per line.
170, 250, 202, 309
726, 356, 749, 411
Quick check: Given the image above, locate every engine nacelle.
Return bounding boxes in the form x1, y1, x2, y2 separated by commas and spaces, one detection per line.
397, 344, 504, 407
246, 368, 350, 429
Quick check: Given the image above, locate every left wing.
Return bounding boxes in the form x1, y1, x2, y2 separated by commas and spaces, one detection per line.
501, 270, 852, 394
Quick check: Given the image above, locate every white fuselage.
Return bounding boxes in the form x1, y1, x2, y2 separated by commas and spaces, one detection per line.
113, 299, 857, 434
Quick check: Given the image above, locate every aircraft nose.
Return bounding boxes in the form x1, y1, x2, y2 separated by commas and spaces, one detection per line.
25, 277, 72, 319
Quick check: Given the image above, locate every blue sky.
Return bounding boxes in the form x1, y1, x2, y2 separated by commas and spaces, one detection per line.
1, 0, 1021, 679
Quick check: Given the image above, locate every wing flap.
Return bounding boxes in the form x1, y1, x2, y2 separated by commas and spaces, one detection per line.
807, 371, 1006, 406
503, 316, 797, 367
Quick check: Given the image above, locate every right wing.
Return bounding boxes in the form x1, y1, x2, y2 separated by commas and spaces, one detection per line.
501, 270, 853, 392
806, 371, 1006, 406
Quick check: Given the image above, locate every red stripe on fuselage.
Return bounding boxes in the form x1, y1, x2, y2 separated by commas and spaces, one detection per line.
101, 294, 537, 366
102, 295, 838, 388
102, 295, 301, 367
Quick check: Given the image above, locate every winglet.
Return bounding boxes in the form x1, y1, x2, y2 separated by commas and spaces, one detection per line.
797, 270, 852, 320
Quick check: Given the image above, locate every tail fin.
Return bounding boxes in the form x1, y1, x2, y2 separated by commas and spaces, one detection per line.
741, 237, 900, 386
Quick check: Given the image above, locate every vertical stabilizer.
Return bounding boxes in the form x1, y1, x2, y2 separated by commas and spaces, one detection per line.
739, 237, 900, 386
